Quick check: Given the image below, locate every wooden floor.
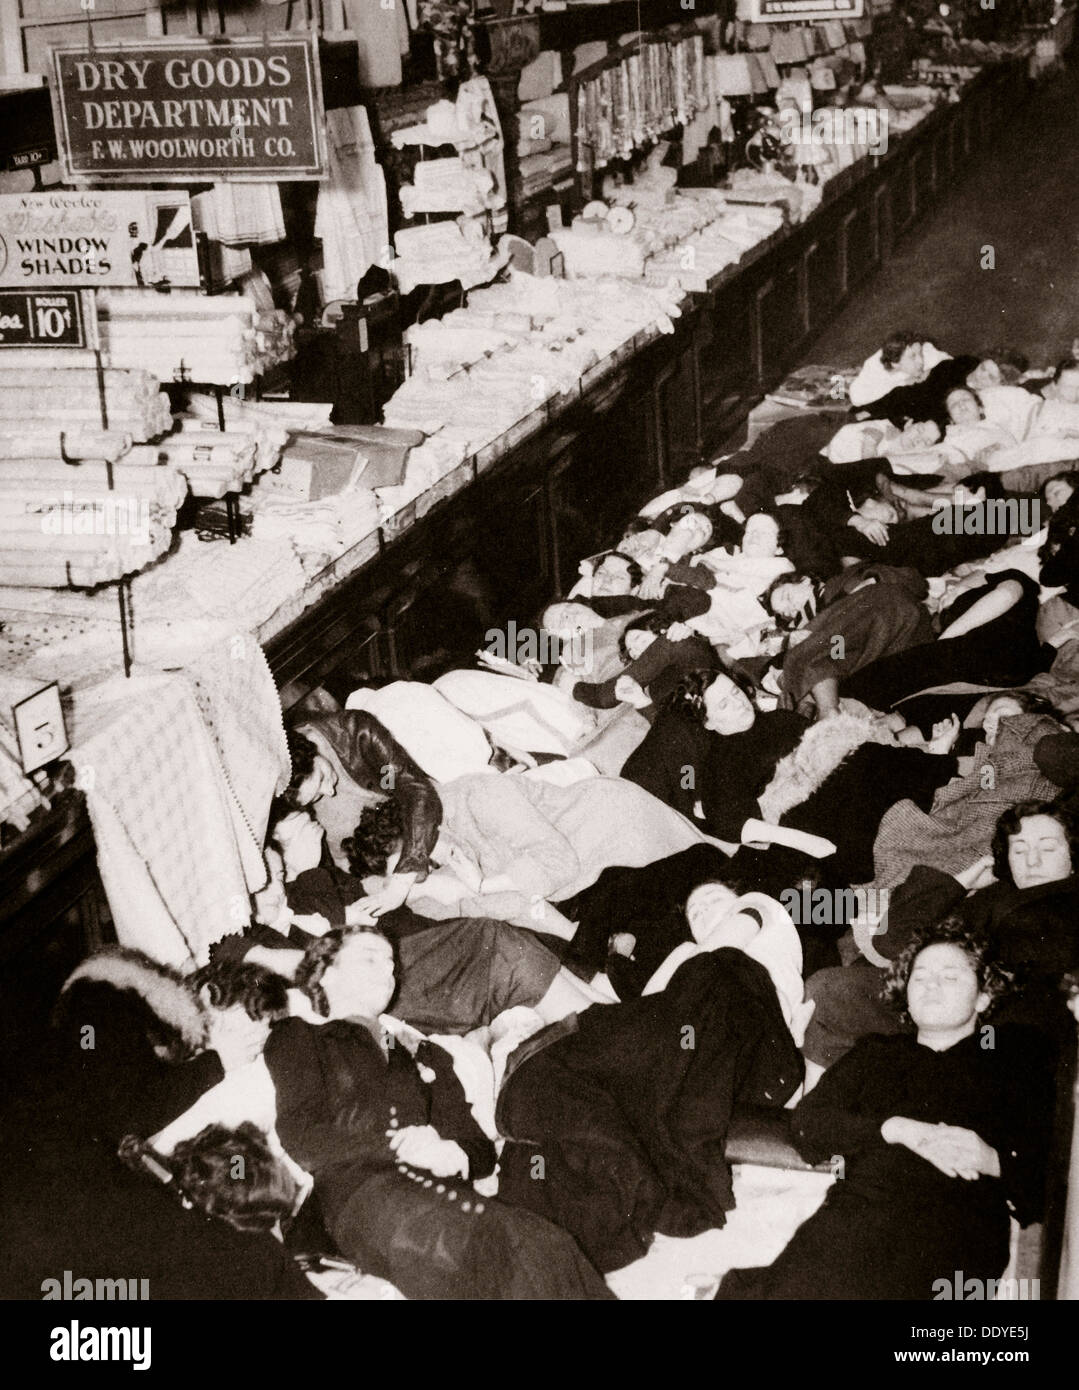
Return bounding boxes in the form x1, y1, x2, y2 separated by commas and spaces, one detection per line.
809, 62, 1079, 366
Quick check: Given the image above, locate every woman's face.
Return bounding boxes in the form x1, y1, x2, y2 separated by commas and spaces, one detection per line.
685, 882, 740, 941
742, 513, 781, 558
664, 513, 713, 560
981, 696, 1024, 747
274, 811, 326, 879
1007, 813, 1073, 890
770, 577, 816, 624
321, 932, 397, 1020
1056, 367, 1079, 405
702, 674, 756, 735
203, 1000, 272, 1067
946, 389, 983, 427
293, 753, 338, 808
897, 342, 924, 378
253, 848, 288, 927
1045, 477, 1076, 514
898, 419, 942, 451
592, 555, 634, 596
906, 942, 987, 1034
624, 628, 658, 661
966, 360, 1002, 392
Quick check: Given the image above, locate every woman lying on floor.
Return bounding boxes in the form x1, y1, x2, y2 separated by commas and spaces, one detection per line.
212, 807, 603, 1035
161, 903, 806, 1294
763, 564, 935, 717
346, 762, 712, 935
804, 798, 1079, 1069
0, 950, 320, 1301
717, 919, 1055, 1300
136, 939, 613, 1302
264, 915, 802, 1282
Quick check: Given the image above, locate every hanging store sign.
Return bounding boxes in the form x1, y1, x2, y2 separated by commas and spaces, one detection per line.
0, 190, 200, 288
748, 0, 864, 20
0, 289, 89, 348
50, 34, 325, 182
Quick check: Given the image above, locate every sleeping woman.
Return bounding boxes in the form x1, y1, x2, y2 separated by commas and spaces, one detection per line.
260, 928, 616, 1300
718, 919, 1056, 1300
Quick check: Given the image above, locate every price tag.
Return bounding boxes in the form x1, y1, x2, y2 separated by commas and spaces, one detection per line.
0, 289, 88, 349
13, 682, 69, 775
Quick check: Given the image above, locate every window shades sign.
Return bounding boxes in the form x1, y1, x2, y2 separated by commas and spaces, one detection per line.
0, 191, 200, 288
51, 35, 325, 181
748, 0, 864, 19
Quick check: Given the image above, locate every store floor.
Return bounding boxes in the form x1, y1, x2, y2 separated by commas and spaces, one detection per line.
808, 62, 1079, 366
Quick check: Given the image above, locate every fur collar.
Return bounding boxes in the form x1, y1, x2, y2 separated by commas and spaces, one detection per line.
758, 708, 896, 825
62, 949, 207, 1053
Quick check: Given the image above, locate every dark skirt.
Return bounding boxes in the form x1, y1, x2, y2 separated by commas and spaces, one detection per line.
718, 1186, 1010, 1300
329, 1164, 613, 1300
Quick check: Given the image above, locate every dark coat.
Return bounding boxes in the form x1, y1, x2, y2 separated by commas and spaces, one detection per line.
0, 978, 318, 1301
495, 949, 804, 1273
265, 1017, 611, 1300
720, 1026, 1054, 1300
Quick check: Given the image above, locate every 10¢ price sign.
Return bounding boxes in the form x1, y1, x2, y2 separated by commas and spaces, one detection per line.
0, 288, 91, 348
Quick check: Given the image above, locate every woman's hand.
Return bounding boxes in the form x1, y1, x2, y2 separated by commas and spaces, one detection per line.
637, 566, 669, 601
665, 621, 694, 642
848, 513, 890, 546
245, 945, 305, 978
881, 1117, 999, 1180
954, 853, 996, 893
925, 713, 961, 755
614, 675, 651, 709
291, 911, 334, 938
387, 1125, 469, 1178
346, 871, 417, 920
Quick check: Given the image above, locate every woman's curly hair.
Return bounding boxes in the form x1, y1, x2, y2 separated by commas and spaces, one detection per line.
665, 664, 757, 724
342, 798, 405, 878
882, 914, 1014, 1025
989, 799, 1079, 887
189, 959, 291, 1023
169, 1122, 301, 1235
295, 924, 391, 1017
